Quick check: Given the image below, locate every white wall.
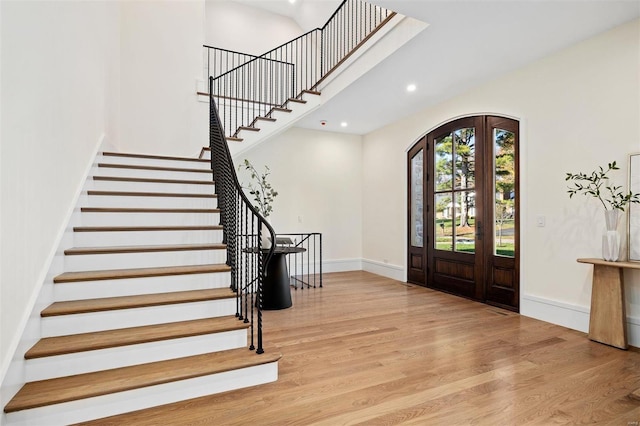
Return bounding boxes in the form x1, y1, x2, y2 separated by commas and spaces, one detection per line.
362, 19, 640, 337
205, 1, 303, 55
0, 2, 4, 388
119, 0, 207, 157
0, 0, 120, 379
237, 127, 363, 269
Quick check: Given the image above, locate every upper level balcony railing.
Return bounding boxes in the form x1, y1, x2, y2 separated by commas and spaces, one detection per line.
206, 0, 395, 139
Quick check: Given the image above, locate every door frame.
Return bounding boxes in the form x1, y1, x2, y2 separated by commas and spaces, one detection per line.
406, 114, 520, 311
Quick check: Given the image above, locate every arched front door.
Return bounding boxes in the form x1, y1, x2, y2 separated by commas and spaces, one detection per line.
408, 116, 519, 311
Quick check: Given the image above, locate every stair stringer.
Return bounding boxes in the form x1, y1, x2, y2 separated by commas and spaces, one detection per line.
313, 15, 427, 102
229, 91, 323, 158
0, 139, 110, 415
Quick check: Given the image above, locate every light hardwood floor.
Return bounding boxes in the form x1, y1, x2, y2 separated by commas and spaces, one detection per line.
80, 271, 640, 425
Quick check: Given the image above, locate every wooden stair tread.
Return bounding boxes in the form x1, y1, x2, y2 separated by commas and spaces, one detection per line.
41, 288, 235, 317
25, 316, 246, 359
287, 97, 307, 104
102, 152, 209, 164
271, 107, 292, 113
238, 126, 260, 132
73, 225, 223, 232
98, 163, 212, 174
81, 207, 220, 213
226, 137, 243, 142
64, 243, 226, 256
93, 176, 214, 186
87, 190, 216, 198
301, 89, 321, 96
255, 117, 277, 122
5, 348, 281, 413
53, 264, 231, 283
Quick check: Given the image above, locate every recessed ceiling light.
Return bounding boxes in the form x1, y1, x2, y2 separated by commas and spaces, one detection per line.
341, 122, 348, 127
289, 0, 296, 4
406, 84, 417, 92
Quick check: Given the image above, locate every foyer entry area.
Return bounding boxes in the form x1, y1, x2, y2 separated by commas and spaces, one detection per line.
80, 271, 640, 425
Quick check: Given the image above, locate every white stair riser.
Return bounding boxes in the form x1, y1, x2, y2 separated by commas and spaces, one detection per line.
80, 212, 220, 227
42, 299, 236, 337
94, 165, 213, 181
91, 179, 215, 195
201, 150, 211, 160
3, 363, 278, 426
25, 329, 247, 382
73, 229, 223, 247
54, 272, 230, 301
85, 195, 217, 209
98, 154, 211, 170
64, 249, 227, 271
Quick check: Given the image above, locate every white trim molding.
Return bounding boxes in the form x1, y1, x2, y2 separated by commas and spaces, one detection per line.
320, 258, 363, 273
293, 258, 403, 279
521, 293, 640, 348
362, 259, 404, 281
1, 134, 106, 402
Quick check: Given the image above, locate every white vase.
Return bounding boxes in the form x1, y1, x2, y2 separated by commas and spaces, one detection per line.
602, 209, 620, 262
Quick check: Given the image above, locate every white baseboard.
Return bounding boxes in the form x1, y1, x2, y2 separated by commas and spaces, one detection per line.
521, 293, 640, 348
292, 258, 405, 280
321, 258, 362, 273
362, 258, 405, 281
289, 258, 405, 278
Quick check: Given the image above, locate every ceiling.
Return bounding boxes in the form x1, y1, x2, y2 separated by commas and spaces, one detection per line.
233, 0, 640, 136
230, 0, 341, 31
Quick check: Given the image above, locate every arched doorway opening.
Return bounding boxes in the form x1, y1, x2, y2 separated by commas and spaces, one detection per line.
408, 115, 519, 311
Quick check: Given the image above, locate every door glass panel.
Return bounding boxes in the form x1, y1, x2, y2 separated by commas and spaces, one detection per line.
454, 128, 475, 190
494, 128, 515, 257
435, 192, 453, 251
435, 133, 453, 191
454, 191, 476, 253
410, 150, 424, 247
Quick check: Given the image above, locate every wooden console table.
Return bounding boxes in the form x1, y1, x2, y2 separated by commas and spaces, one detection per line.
577, 258, 640, 349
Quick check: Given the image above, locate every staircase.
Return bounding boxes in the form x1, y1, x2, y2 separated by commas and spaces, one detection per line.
1, 2, 425, 422
199, 89, 323, 160
2, 151, 280, 425
200, 0, 430, 158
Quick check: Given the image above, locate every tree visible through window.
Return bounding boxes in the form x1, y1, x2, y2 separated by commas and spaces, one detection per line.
434, 128, 476, 253
494, 128, 515, 257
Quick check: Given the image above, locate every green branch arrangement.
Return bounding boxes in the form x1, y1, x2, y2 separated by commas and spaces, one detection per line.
239, 159, 278, 218
565, 161, 640, 211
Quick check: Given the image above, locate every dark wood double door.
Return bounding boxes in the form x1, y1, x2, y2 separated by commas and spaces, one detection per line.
408, 116, 519, 311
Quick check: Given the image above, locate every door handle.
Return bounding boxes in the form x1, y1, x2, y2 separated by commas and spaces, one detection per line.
475, 221, 483, 240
